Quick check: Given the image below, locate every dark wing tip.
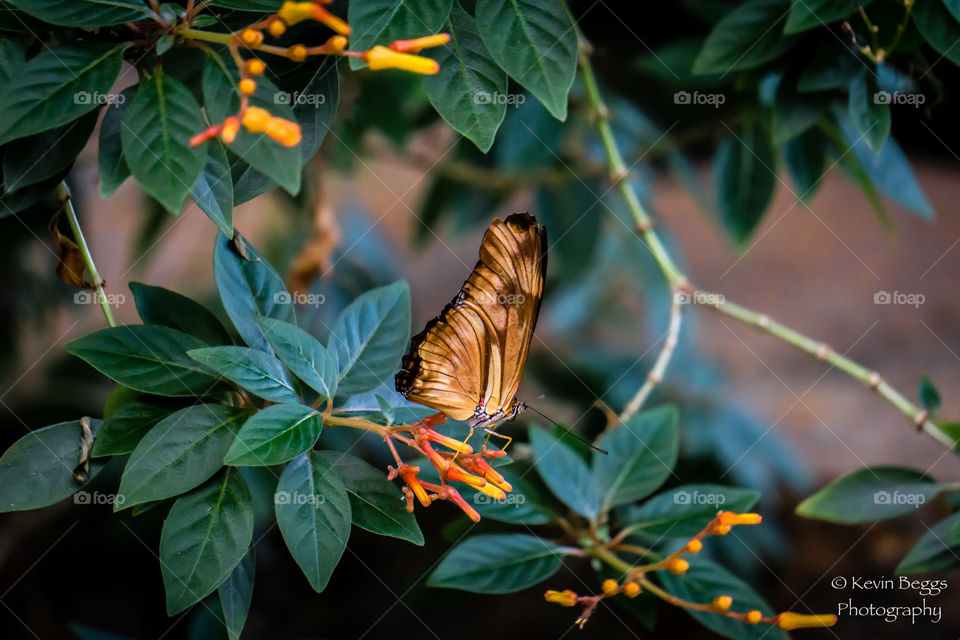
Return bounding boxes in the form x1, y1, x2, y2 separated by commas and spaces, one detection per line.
503, 212, 539, 230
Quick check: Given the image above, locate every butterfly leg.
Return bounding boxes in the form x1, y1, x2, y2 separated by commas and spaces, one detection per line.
481, 427, 513, 452
451, 425, 475, 464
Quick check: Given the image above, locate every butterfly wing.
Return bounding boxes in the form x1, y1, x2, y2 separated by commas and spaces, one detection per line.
395, 213, 547, 422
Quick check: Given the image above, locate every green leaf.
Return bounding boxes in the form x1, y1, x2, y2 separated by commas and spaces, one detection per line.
914, 0, 960, 66
713, 119, 776, 244
692, 0, 797, 75
0, 37, 26, 86
190, 141, 234, 236
659, 557, 786, 640
296, 58, 339, 163
8, 0, 149, 27
0, 419, 105, 512
423, 2, 507, 152
225, 403, 322, 467
619, 485, 761, 538
275, 452, 351, 592
848, 69, 890, 153
98, 86, 136, 198
209, 0, 277, 9
329, 281, 410, 397
130, 281, 232, 347
189, 346, 299, 404
92, 399, 177, 457
918, 375, 942, 415
427, 534, 566, 593
0, 42, 123, 145
467, 464, 553, 525
160, 469, 254, 615
64, 325, 224, 397
796, 466, 942, 523
783, 127, 828, 200
317, 451, 424, 545
784, 0, 871, 34
118, 404, 251, 508
218, 549, 254, 640
348, 0, 453, 69
770, 83, 828, 145
494, 95, 562, 171
896, 513, 960, 574
594, 406, 679, 510
529, 426, 600, 520
3, 110, 98, 193
121, 69, 207, 213
260, 318, 338, 402
475, 0, 577, 120
214, 233, 295, 354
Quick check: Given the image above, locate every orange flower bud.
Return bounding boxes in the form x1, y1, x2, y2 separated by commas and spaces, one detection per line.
288, 44, 307, 62
444, 486, 480, 522
601, 579, 619, 596
277, 1, 316, 24
241, 29, 263, 47
712, 595, 732, 612
244, 59, 266, 75
221, 116, 240, 143
239, 78, 257, 95
686, 539, 702, 553
242, 106, 271, 133
398, 465, 430, 507
775, 612, 837, 631
389, 33, 451, 53
265, 117, 302, 147
544, 590, 578, 607
268, 19, 287, 37
623, 582, 641, 598
745, 610, 762, 625
364, 45, 439, 74
667, 558, 689, 575
325, 35, 347, 54
445, 463, 486, 489
188, 125, 219, 147
421, 427, 473, 454
718, 511, 762, 526
312, 6, 350, 35
711, 523, 731, 536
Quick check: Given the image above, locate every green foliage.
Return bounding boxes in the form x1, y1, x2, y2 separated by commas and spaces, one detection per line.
225, 403, 322, 466
796, 466, 944, 523
619, 485, 761, 538
427, 534, 568, 593
896, 513, 960, 574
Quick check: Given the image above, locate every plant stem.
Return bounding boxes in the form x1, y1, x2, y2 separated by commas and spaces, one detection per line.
59, 183, 117, 328
619, 296, 682, 422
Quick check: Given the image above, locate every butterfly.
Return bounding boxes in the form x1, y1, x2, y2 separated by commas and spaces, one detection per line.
395, 212, 546, 438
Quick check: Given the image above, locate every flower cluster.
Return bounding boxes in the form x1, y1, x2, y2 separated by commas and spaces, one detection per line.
544, 511, 838, 632
186, 1, 450, 149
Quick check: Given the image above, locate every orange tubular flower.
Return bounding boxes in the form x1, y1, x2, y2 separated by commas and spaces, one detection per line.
443, 486, 480, 522
221, 117, 240, 143
544, 590, 579, 607
397, 464, 431, 507
445, 463, 487, 489
364, 46, 439, 74
242, 106, 271, 133
264, 117, 301, 146
389, 33, 451, 53
278, 1, 350, 34
718, 511, 762, 526
418, 426, 473, 454
775, 612, 838, 631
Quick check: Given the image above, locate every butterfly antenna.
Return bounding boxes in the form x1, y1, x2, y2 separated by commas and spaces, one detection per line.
524, 404, 608, 455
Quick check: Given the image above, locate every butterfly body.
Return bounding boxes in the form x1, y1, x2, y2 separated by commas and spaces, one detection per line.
395, 213, 547, 433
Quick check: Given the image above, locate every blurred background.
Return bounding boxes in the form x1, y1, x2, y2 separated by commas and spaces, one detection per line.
2, 0, 960, 638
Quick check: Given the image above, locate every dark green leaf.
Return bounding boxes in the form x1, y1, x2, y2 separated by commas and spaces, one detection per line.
783, 127, 828, 199
475, 0, 577, 120
3, 110, 97, 193
784, 0, 871, 34
121, 69, 207, 213
275, 452, 351, 592
130, 281, 232, 347
529, 426, 600, 520
348, 0, 453, 69
494, 95, 562, 170
896, 513, 960, 574
329, 281, 410, 397
0, 419, 105, 512
214, 233, 295, 354
771, 83, 828, 145
64, 325, 224, 397
848, 69, 890, 153
92, 400, 177, 457
260, 318, 338, 402
594, 406, 679, 509
619, 485, 761, 538
423, 2, 507, 152
692, 0, 797, 75
98, 86, 136, 198
796, 466, 942, 523
8, 0, 149, 27
189, 346, 299, 404
914, 0, 960, 66
118, 404, 251, 508
317, 451, 423, 545
225, 403, 322, 466
918, 375, 942, 415
713, 119, 776, 244
0, 36, 26, 87
190, 141, 234, 236
219, 549, 254, 640
296, 58, 339, 163
0, 42, 123, 145
160, 469, 254, 615
427, 534, 566, 593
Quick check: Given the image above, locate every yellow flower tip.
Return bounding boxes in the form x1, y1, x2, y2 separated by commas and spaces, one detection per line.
389, 33, 451, 53
325, 35, 348, 54
544, 589, 578, 607
667, 558, 689, 575
242, 106, 271, 133
601, 579, 619, 596
364, 45, 439, 74
745, 610, 763, 625
623, 582, 641, 598
776, 612, 837, 631
221, 117, 240, 144
477, 482, 506, 501
712, 595, 733, 612
288, 44, 307, 62
240, 28, 264, 47
686, 539, 703, 554
718, 511, 762, 527
313, 6, 350, 35
268, 19, 287, 37
265, 117, 302, 147
277, 1, 314, 25
239, 78, 257, 95
244, 59, 266, 76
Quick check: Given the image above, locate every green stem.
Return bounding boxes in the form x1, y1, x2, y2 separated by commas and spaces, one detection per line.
59, 183, 117, 327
